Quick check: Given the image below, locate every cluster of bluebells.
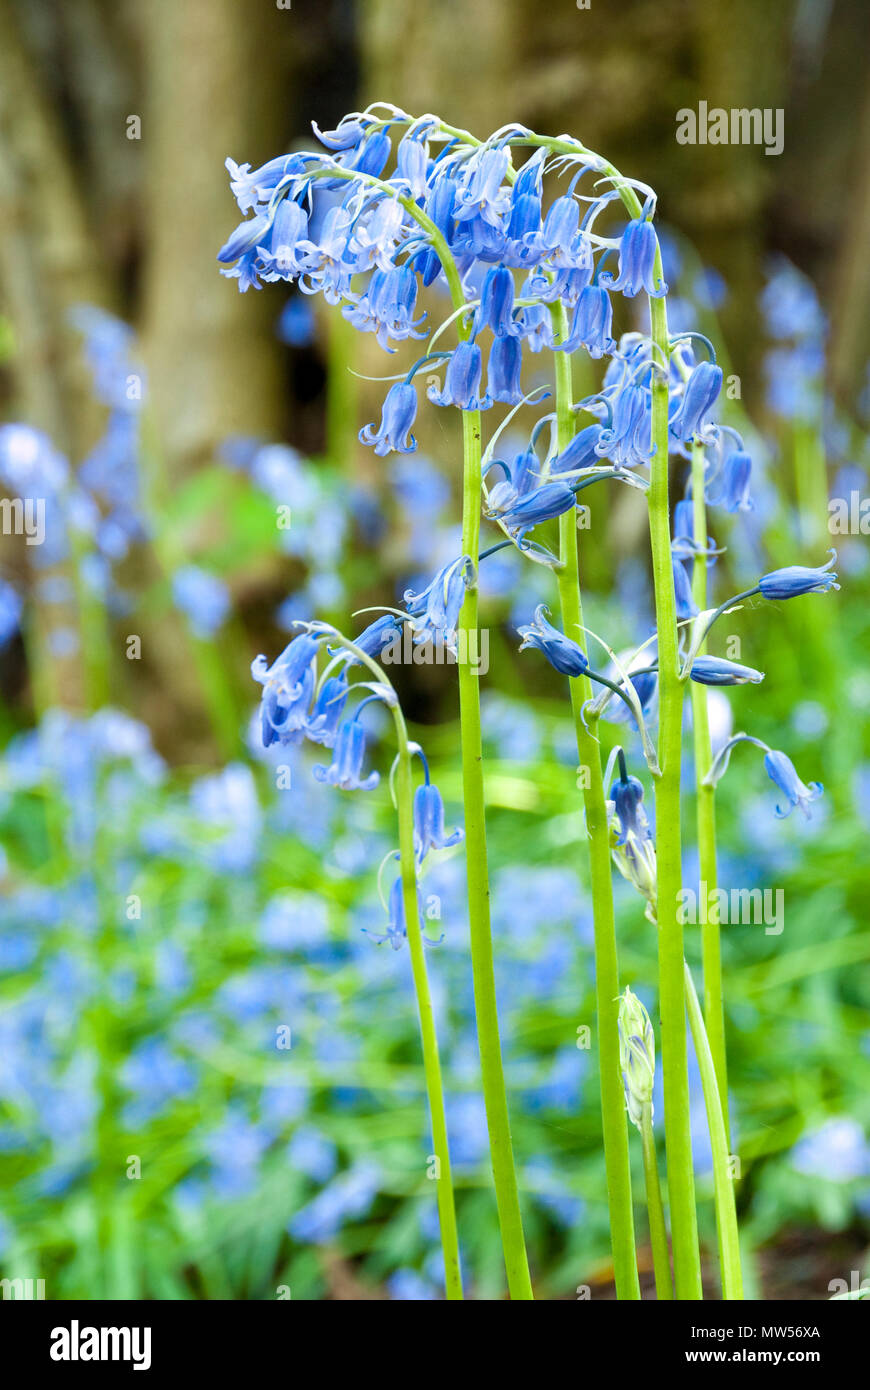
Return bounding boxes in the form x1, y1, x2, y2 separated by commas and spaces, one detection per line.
219, 103, 839, 937
250, 615, 462, 949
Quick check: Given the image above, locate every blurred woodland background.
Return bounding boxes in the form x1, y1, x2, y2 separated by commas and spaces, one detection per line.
1, 0, 869, 753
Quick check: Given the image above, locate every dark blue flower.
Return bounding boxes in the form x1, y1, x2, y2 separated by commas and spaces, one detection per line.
351, 614, 406, 659
487, 334, 524, 404
413, 783, 464, 861
490, 481, 576, 545
759, 552, 839, 600
428, 342, 492, 411
763, 749, 823, 819
603, 219, 667, 298
559, 285, 616, 358
360, 382, 418, 456
549, 423, 605, 477
475, 266, 520, 337
609, 775, 651, 845
517, 604, 588, 676
669, 362, 722, 445
595, 383, 652, 468
313, 718, 379, 791
411, 174, 459, 286
689, 656, 764, 686
252, 634, 320, 747
404, 555, 474, 648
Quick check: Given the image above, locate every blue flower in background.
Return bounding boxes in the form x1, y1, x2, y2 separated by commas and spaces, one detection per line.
289, 1161, 381, 1243
172, 566, 230, 639
791, 1118, 870, 1181
277, 296, 316, 347
763, 749, 823, 819
0, 580, 22, 650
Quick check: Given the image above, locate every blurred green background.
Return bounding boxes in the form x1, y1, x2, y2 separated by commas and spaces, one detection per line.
0, 0, 868, 1301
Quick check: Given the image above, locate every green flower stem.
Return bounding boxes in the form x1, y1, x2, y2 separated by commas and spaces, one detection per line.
684, 961, 743, 1300
459, 408, 533, 1300
648, 270, 703, 1300
689, 443, 729, 1141
639, 1102, 674, 1300
317, 630, 463, 1300
552, 304, 640, 1300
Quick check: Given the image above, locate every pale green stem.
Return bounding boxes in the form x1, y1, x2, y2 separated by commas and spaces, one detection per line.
319, 630, 463, 1300
552, 303, 640, 1300
639, 1102, 674, 1300
689, 443, 729, 1141
648, 272, 703, 1300
684, 961, 743, 1300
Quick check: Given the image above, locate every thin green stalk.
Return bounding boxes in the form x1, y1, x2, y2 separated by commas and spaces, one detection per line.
322, 631, 462, 1299
458, 408, 533, 1300
639, 1102, 674, 1300
552, 304, 640, 1300
684, 962, 743, 1300
394, 714, 464, 1301
648, 275, 703, 1299
689, 443, 729, 1140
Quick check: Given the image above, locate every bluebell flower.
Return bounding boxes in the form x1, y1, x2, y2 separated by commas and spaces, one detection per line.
313, 117, 367, 150
549, 423, 605, 477
595, 383, 652, 468
413, 783, 464, 860
345, 198, 407, 274
344, 265, 426, 350
428, 343, 492, 411
172, 566, 230, 639
487, 334, 524, 404
763, 749, 823, 819
760, 257, 826, 342
252, 634, 320, 747
404, 555, 474, 648
365, 875, 443, 950
296, 204, 355, 304
669, 361, 722, 445
344, 613, 406, 662
610, 775, 651, 845
672, 557, 698, 618
395, 130, 431, 200
342, 130, 392, 178
314, 718, 379, 791
603, 218, 667, 298
689, 656, 764, 686
226, 153, 308, 213
304, 674, 349, 747
489, 480, 576, 545
709, 449, 753, 513
475, 266, 520, 337
523, 195, 592, 272
517, 605, 588, 676
602, 669, 658, 727
360, 382, 418, 456
257, 198, 312, 279
515, 286, 558, 352
454, 147, 510, 231
559, 285, 616, 358
411, 174, 460, 286
759, 552, 839, 600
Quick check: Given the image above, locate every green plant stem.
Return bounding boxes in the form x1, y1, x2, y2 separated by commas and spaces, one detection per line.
552, 304, 640, 1300
648, 276, 703, 1300
394, 712, 464, 1301
689, 444, 729, 1141
684, 961, 743, 1300
319, 631, 463, 1300
458, 408, 533, 1300
639, 1103, 674, 1300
